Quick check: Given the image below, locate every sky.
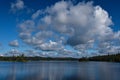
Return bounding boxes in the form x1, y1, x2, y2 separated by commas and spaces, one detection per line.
0, 0, 120, 57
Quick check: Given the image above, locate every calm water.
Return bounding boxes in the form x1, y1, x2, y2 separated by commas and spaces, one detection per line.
0, 61, 120, 80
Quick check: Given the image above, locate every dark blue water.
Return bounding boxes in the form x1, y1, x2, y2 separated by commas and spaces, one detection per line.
0, 61, 120, 80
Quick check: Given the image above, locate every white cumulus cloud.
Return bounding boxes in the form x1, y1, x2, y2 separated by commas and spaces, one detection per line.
11, 0, 25, 12
17, 1, 120, 57
9, 40, 19, 47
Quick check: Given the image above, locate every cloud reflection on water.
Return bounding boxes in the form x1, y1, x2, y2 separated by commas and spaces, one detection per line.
0, 61, 120, 80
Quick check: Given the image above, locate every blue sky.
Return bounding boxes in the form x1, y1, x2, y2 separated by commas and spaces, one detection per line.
0, 0, 120, 57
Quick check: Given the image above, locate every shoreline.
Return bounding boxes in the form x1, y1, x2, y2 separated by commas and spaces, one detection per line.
0, 53, 120, 62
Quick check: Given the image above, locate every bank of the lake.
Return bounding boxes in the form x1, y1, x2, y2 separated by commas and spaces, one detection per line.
0, 56, 78, 62
79, 53, 120, 62
0, 53, 120, 62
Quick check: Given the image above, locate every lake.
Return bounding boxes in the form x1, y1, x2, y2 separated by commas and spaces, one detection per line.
0, 61, 120, 80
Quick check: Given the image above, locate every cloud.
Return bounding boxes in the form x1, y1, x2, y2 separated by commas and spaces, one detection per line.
17, 1, 120, 57
9, 48, 20, 54
18, 19, 65, 51
98, 42, 120, 54
32, 10, 42, 19
35, 40, 64, 51
19, 29, 64, 51
9, 40, 19, 47
114, 31, 120, 40
11, 0, 25, 12
41, 1, 113, 46
5, 48, 21, 56
74, 40, 95, 52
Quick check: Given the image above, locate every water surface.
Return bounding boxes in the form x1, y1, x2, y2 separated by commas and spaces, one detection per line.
0, 61, 120, 80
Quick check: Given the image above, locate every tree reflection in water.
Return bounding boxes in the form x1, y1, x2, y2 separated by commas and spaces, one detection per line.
0, 61, 120, 80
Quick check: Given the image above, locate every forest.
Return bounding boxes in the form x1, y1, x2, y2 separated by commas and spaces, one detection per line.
0, 53, 120, 62
79, 53, 120, 62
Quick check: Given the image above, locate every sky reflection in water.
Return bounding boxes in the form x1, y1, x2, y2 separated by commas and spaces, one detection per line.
0, 61, 120, 80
